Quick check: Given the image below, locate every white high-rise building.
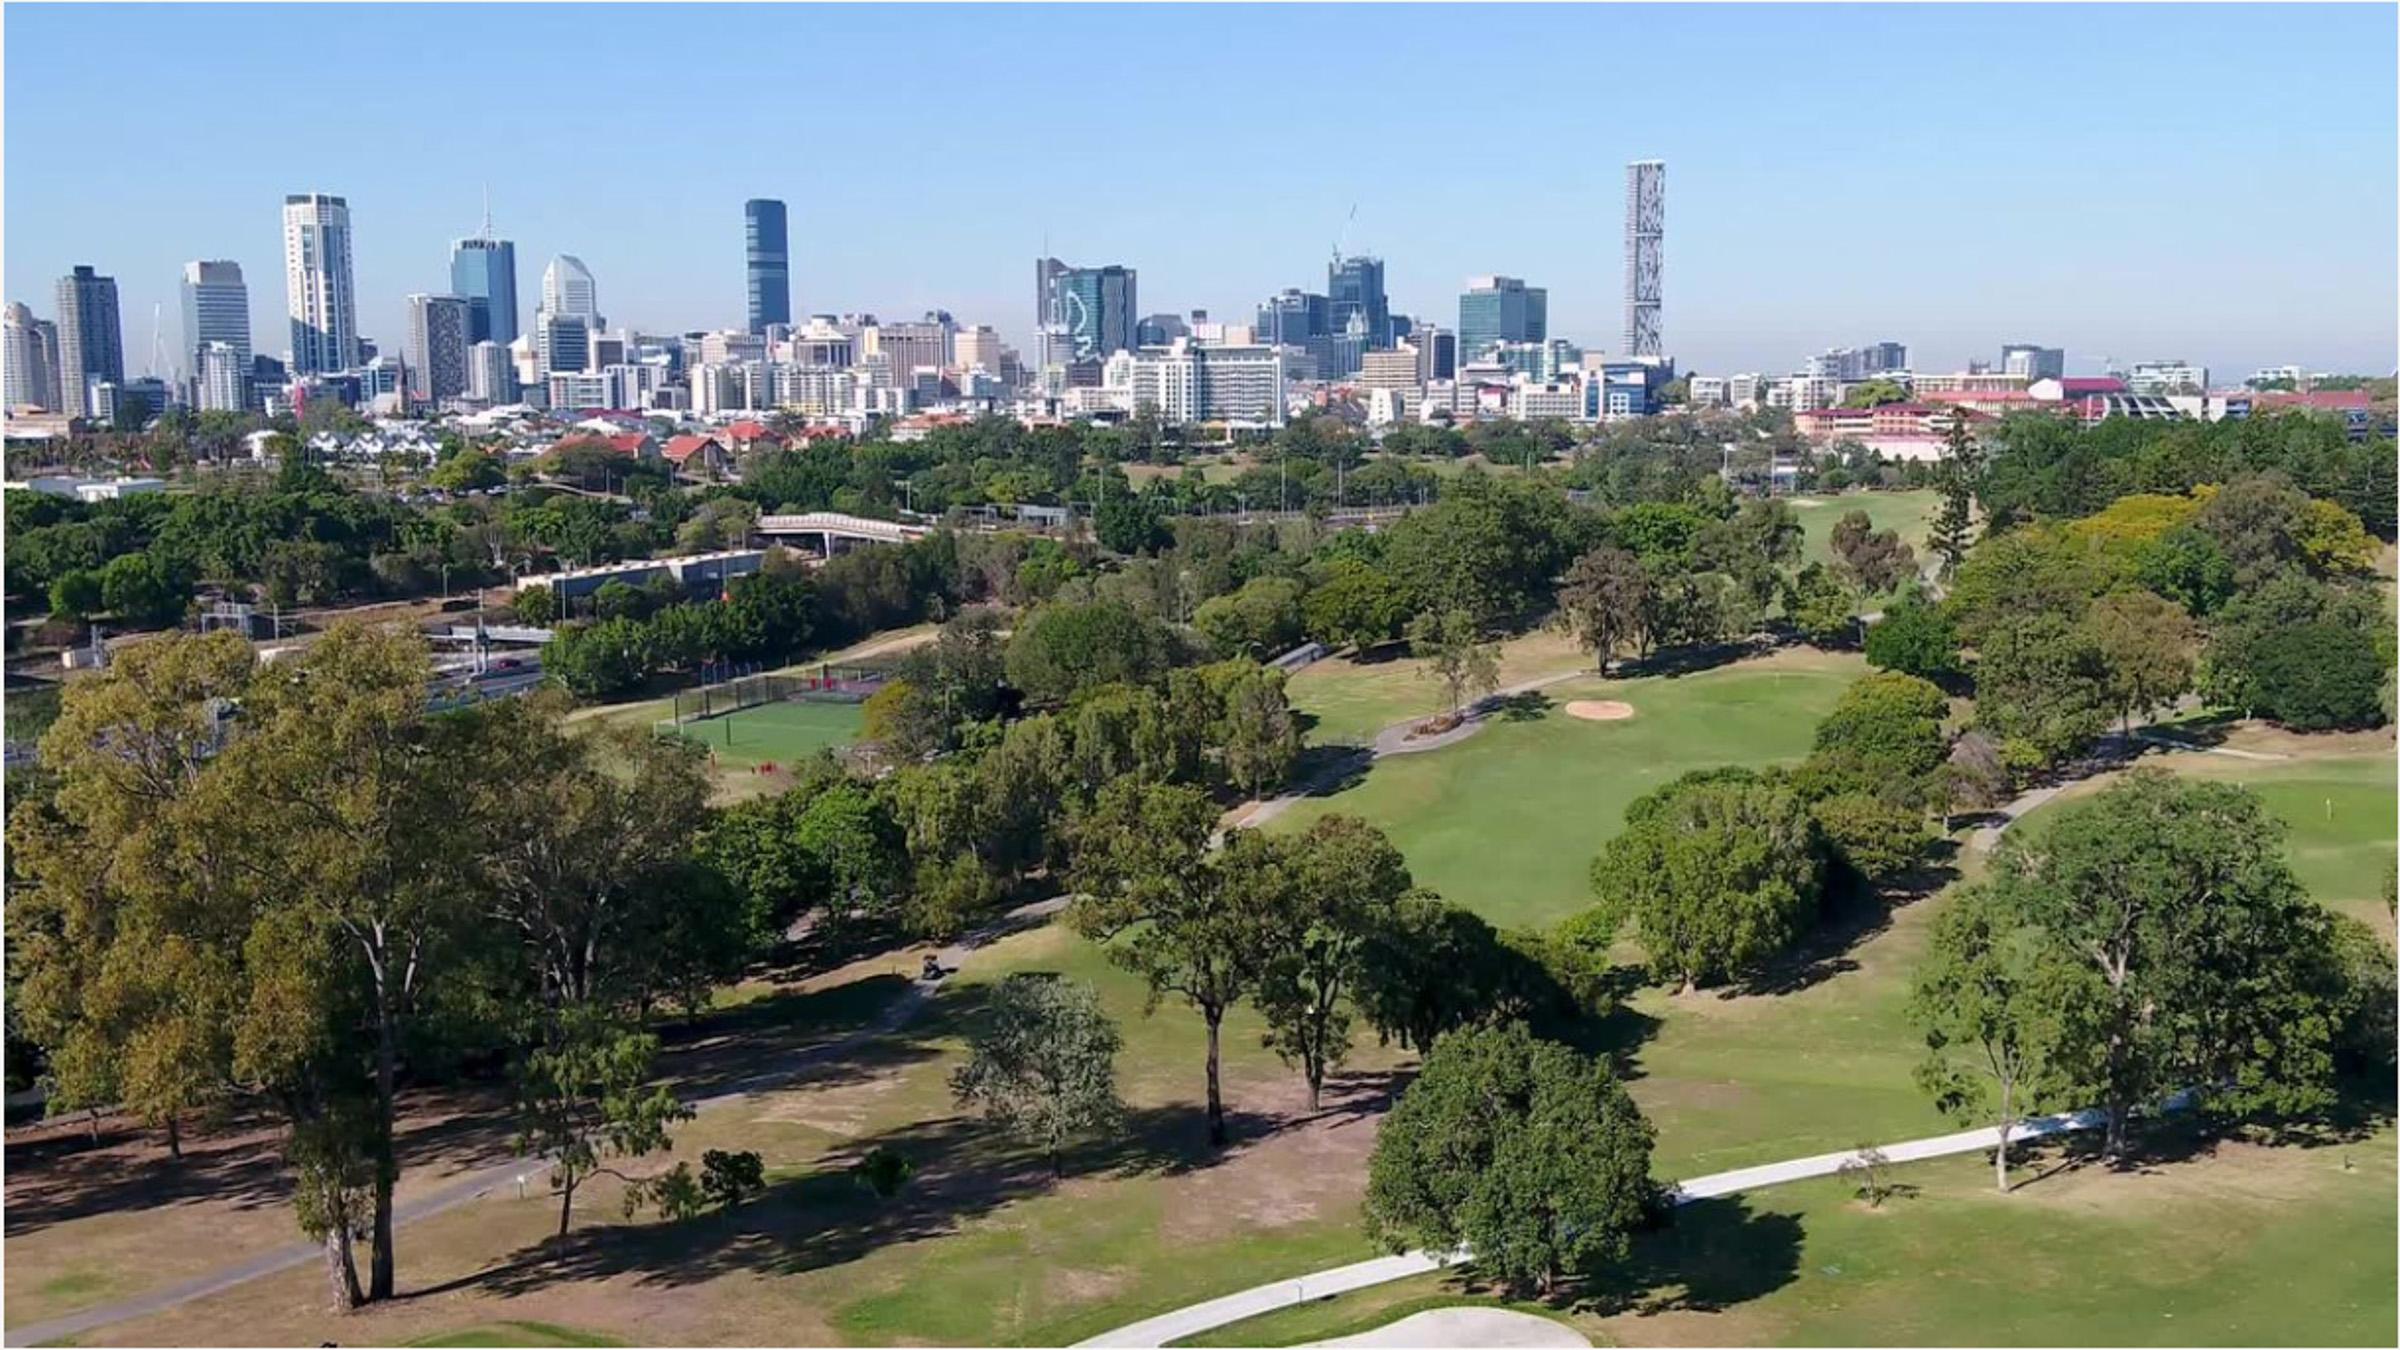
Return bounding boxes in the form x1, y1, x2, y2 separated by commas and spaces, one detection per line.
540, 255, 600, 324
281, 193, 357, 374
1105, 338, 1285, 427
468, 341, 518, 404
4, 301, 59, 411
198, 341, 250, 412
180, 260, 251, 380
406, 294, 471, 403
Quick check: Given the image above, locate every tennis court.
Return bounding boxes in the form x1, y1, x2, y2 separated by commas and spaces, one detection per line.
670, 697, 865, 768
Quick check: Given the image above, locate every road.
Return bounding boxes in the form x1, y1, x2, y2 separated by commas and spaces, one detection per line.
1, 898, 1066, 1350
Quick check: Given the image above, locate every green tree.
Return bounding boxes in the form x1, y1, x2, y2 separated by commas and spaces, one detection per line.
1302, 557, 1409, 653
1910, 885, 2084, 1190
1973, 613, 2112, 770
1004, 598, 1177, 705
98, 551, 189, 626
1827, 509, 1917, 594
1840, 378, 1910, 409
2081, 590, 2198, 735
1801, 671, 1950, 804
1926, 412, 1981, 577
1362, 1023, 1655, 1297
950, 974, 1124, 1175
1193, 575, 1305, 660
1786, 562, 1859, 647
1553, 545, 1650, 676
1068, 781, 1266, 1146
1863, 587, 1959, 679
47, 568, 103, 620
1406, 607, 1500, 722
1253, 816, 1414, 1109
1988, 770, 2342, 1156
514, 1006, 693, 1236
1585, 769, 1825, 991
2240, 623, 2388, 731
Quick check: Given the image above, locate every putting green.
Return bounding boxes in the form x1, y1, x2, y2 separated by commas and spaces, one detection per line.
1789, 489, 1942, 570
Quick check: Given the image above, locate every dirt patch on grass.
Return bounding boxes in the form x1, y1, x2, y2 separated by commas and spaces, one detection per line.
1565, 700, 1636, 722
1156, 1073, 1395, 1244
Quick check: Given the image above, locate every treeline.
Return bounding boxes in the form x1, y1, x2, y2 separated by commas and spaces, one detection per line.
9, 627, 773, 1306
1871, 460, 2391, 775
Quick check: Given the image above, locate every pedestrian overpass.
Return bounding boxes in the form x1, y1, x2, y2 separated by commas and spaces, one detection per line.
753, 511, 931, 553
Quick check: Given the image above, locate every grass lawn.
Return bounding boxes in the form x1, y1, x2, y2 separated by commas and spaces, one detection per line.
2013, 733, 2394, 930
1181, 1131, 2398, 1347
1280, 647, 1869, 929
1787, 488, 1941, 567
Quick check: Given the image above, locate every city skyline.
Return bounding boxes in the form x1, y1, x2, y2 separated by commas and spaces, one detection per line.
5, 3, 2395, 380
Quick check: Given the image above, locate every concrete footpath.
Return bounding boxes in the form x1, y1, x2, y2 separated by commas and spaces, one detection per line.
1074, 1104, 2119, 1348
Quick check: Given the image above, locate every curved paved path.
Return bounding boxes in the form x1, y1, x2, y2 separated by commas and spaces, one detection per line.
2, 898, 1066, 1350
1075, 1104, 2122, 1348
1231, 665, 1593, 832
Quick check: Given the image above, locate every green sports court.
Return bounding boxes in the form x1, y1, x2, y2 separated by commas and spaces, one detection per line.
668, 697, 866, 769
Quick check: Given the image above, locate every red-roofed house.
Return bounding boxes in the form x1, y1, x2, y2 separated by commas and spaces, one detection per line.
661, 433, 734, 479
722, 420, 785, 452
545, 431, 660, 463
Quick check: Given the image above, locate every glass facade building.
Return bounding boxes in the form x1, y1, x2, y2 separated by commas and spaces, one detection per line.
1457, 276, 1546, 364
450, 236, 519, 347
745, 199, 791, 333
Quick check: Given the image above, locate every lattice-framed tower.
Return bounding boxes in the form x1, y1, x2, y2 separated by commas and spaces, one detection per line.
1624, 160, 1665, 359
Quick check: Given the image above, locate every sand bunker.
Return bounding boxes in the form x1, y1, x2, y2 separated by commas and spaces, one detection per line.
1564, 699, 1636, 722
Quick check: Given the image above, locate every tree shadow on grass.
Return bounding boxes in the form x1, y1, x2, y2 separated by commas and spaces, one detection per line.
1732, 842, 1960, 999
1588, 1195, 1806, 1316
1617, 639, 1769, 682
412, 1097, 1282, 1301
1286, 743, 1376, 801
1427, 1194, 1805, 1320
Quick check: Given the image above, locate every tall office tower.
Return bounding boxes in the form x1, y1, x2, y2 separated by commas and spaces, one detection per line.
1409, 323, 1457, 382
197, 341, 251, 412
1034, 258, 1137, 363
2000, 343, 2065, 381
55, 265, 125, 415
406, 294, 471, 403
1256, 288, 1330, 347
744, 199, 791, 333
1328, 254, 1391, 346
451, 231, 520, 347
1623, 159, 1665, 359
468, 340, 517, 403
179, 260, 251, 380
1456, 276, 1546, 363
541, 255, 600, 324
282, 193, 357, 374
4, 301, 59, 410
535, 309, 592, 377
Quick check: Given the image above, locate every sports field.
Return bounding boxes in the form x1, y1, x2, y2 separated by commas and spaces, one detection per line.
669, 697, 864, 770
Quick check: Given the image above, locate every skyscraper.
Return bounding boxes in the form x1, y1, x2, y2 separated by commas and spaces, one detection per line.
1034, 258, 1136, 364
180, 260, 251, 377
283, 193, 357, 374
1623, 160, 1665, 359
55, 265, 124, 415
1328, 254, 1391, 347
406, 294, 471, 404
451, 232, 520, 347
468, 340, 518, 404
745, 199, 791, 334
1457, 276, 1545, 363
4, 302, 59, 411
198, 341, 250, 413
2000, 343, 2065, 381
536, 309, 592, 377
541, 255, 600, 324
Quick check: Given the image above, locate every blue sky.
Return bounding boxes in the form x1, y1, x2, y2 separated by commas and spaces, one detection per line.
7, 3, 2394, 381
